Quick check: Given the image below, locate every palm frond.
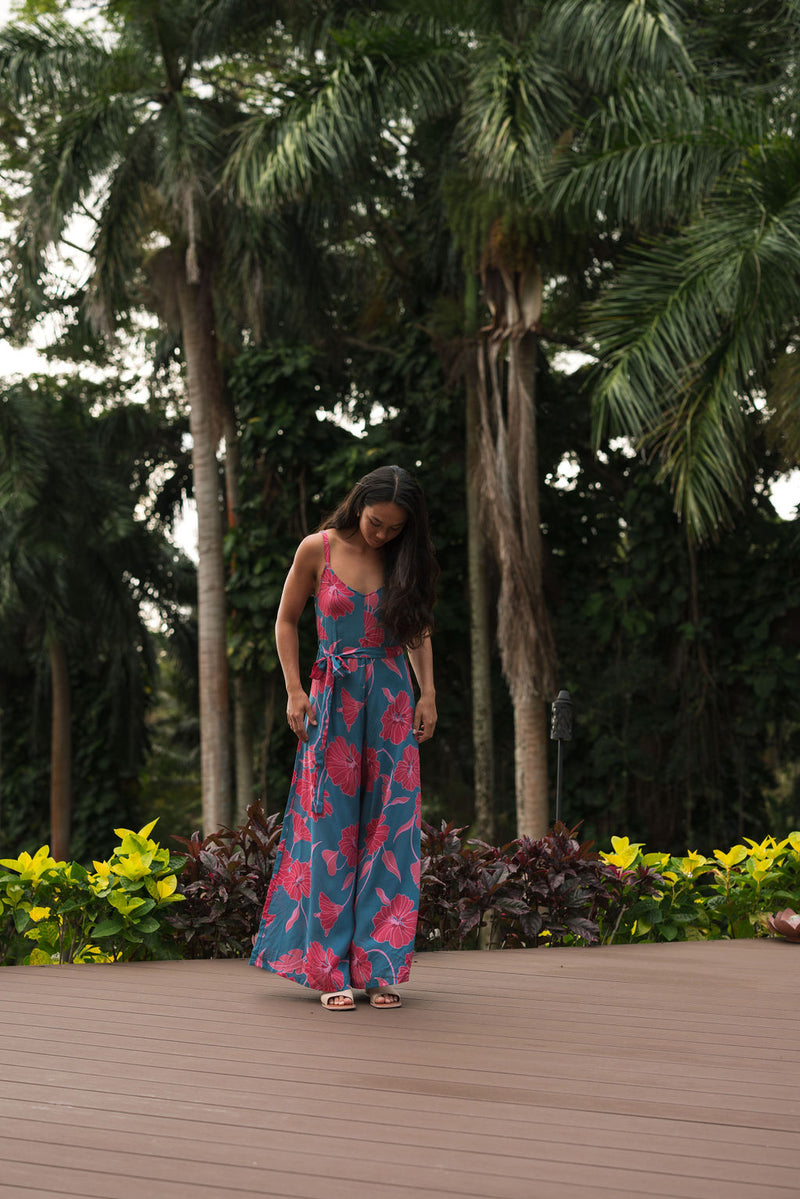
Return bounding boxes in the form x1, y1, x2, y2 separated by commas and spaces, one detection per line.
540, 0, 693, 89
15, 92, 140, 264
548, 82, 773, 229
85, 121, 160, 328
458, 37, 576, 197
153, 94, 232, 275
589, 134, 800, 536
0, 17, 107, 102
226, 27, 461, 209
766, 345, 800, 465
0, 387, 50, 509
188, 0, 331, 63
685, 0, 800, 89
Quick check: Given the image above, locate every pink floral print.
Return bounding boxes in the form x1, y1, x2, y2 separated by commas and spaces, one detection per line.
338, 824, 360, 867
325, 735, 361, 796
304, 942, 344, 991
349, 945, 373, 987
316, 571, 354, 619
379, 689, 414, 745
337, 689, 364, 730
316, 892, 345, 937
363, 746, 381, 790
372, 893, 418, 949
281, 858, 311, 901
395, 744, 420, 790
359, 609, 384, 648
364, 815, 389, 855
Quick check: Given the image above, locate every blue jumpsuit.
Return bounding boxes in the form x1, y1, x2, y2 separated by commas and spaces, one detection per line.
250, 531, 422, 992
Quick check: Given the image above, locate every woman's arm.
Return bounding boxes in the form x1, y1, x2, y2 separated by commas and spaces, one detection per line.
276, 535, 322, 743
406, 636, 437, 743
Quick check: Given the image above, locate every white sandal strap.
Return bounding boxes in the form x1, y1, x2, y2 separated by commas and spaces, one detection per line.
321, 988, 355, 1009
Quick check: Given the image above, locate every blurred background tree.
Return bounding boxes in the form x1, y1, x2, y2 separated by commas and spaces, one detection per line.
0, 376, 195, 860
0, 0, 798, 859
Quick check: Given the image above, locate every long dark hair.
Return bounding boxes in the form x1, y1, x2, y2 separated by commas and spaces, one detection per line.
323, 465, 438, 647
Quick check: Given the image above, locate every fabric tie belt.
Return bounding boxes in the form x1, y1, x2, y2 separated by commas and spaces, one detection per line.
308, 645, 403, 813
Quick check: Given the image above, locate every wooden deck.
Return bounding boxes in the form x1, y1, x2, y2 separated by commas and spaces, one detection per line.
0, 940, 798, 1199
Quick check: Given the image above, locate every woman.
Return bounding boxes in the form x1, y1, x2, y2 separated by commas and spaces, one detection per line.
250, 464, 438, 1010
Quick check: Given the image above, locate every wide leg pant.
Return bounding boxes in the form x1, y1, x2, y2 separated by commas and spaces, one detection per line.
250, 650, 422, 991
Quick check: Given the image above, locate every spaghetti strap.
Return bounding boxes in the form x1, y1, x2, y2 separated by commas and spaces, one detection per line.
321, 529, 331, 566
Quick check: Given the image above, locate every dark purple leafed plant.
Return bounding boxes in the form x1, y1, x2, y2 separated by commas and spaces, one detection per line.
163, 810, 662, 958
417, 821, 511, 950
491, 824, 608, 947
166, 802, 281, 958
417, 820, 616, 950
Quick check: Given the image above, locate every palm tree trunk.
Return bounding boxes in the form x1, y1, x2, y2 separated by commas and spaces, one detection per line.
259, 672, 279, 807
175, 269, 232, 833
466, 349, 495, 842
221, 400, 254, 827
509, 326, 552, 836
475, 230, 558, 838
512, 682, 550, 836
233, 674, 254, 826
49, 639, 71, 860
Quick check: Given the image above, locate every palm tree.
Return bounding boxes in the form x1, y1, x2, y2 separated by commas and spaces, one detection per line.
548, 3, 800, 539
0, 1, 349, 832
226, 0, 696, 835
0, 381, 188, 858
0, 388, 75, 858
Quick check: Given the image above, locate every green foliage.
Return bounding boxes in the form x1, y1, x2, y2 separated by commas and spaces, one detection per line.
597, 832, 800, 943
418, 824, 800, 952
0, 820, 186, 965
3, 815, 797, 966
224, 343, 367, 808
4, 0, 800, 857
416, 822, 510, 950
226, 342, 365, 680
350, 335, 476, 826
570, 12, 800, 539
137, 641, 202, 846
0, 380, 196, 861
225, 333, 477, 824
540, 367, 800, 851
495, 828, 629, 948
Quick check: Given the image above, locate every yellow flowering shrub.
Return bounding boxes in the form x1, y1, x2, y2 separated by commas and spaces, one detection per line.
597, 832, 800, 942
0, 820, 185, 965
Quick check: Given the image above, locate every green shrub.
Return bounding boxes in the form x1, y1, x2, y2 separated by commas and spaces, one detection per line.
596, 832, 800, 942
0, 820, 186, 965
5, 814, 796, 966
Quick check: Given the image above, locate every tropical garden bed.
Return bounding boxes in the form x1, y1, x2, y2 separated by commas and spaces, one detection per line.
1, 804, 798, 967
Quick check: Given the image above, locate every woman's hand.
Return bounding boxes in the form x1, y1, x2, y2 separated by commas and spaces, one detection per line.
413, 694, 437, 743
287, 688, 317, 743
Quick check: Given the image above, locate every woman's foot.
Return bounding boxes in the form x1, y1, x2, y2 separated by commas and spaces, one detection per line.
366, 987, 402, 1009
321, 987, 355, 1011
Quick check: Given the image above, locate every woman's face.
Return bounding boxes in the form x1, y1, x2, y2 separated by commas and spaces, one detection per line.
359, 501, 407, 549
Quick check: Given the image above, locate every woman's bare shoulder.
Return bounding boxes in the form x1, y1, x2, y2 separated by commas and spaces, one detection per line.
325, 526, 355, 549
292, 531, 326, 572
278, 534, 325, 610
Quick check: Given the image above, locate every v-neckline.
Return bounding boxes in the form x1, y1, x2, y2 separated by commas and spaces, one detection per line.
324, 562, 382, 599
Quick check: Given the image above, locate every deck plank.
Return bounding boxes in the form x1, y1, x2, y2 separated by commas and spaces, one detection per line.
2, 940, 798, 1197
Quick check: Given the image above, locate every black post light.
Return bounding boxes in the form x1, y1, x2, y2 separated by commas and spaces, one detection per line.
550, 689, 573, 826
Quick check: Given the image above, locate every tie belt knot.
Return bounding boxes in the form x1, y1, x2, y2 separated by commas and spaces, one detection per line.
311, 645, 402, 681
307, 645, 403, 814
